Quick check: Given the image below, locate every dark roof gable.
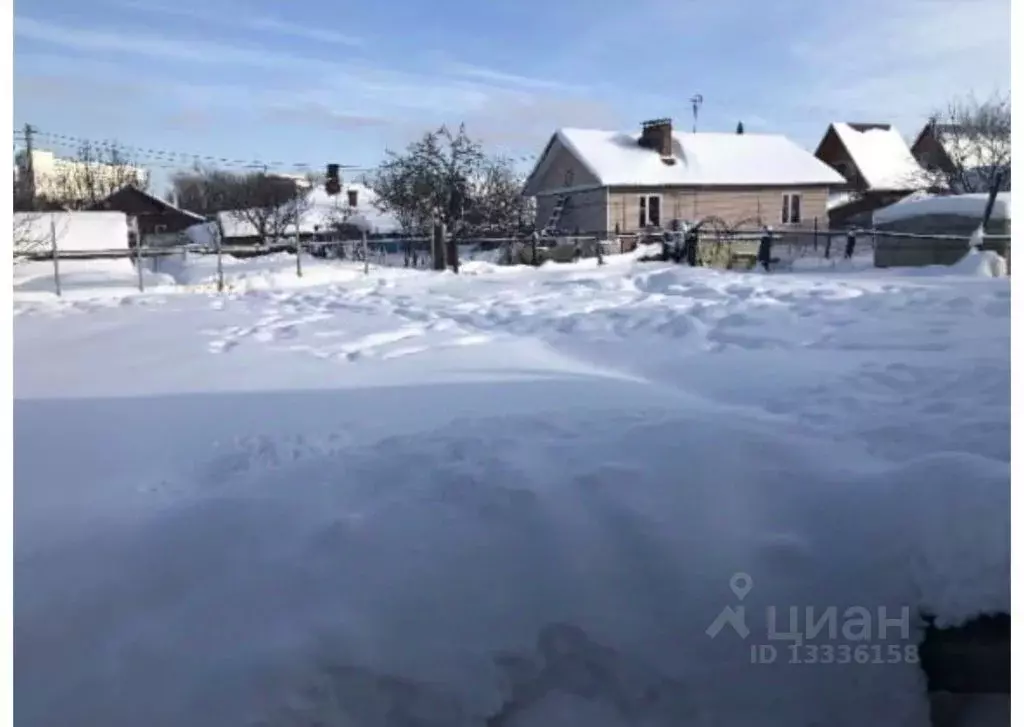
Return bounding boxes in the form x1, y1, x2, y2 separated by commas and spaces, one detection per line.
88, 185, 206, 221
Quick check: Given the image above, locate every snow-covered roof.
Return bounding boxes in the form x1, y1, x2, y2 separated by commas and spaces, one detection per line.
14, 211, 131, 253
152, 196, 206, 223
218, 183, 400, 238
535, 128, 845, 188
129, 187, 207, 223
182, 220, 218, 247
829, 123, 925, 192
91, 185, 207, 223
914, 124, 1008, 171
826, 191, 853, 211
873, 192, 1011, 226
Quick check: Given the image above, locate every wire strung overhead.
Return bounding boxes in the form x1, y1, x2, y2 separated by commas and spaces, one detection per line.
12, 127, 544, 175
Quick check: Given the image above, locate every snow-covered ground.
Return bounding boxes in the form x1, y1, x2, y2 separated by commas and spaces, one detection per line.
14, 249, 1009, 726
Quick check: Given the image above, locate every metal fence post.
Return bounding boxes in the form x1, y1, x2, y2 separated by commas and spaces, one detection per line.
49, 216, 61, 297
136, 235, 145, 292
294, 213, 303, 279
215, 228, 225, 293
362, 230, 369, 275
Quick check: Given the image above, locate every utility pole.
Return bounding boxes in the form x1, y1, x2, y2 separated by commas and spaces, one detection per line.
21, 123, 37, 209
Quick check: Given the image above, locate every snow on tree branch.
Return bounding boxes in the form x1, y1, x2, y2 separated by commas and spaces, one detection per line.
368, 125, 533, 236
916, 93, 1011, 194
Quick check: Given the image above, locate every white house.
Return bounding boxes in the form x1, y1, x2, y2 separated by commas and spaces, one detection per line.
215, 182, 400, 240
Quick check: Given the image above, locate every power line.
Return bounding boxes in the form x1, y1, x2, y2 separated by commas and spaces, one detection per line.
17, 127, 544, 177
31, 129, 363, 173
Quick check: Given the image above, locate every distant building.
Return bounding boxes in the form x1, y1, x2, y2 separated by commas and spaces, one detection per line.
911, 122, 1011, 194
813, 122, 928, 228
216, 182, 400, 242
14, 148, 148, 205
87, 186, 206, 238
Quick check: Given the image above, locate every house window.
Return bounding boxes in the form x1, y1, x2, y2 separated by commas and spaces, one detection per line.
639, 194, 662, 228
153, 224, 167, 233
564, 169, 575, 187
347, 189, 359, 207
782, 193, 802, 224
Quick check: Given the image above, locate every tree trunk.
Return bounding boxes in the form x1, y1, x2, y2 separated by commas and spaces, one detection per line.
431, 222, 446, 271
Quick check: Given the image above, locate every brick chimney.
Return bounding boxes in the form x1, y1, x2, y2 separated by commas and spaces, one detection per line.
639, 118, 675, 164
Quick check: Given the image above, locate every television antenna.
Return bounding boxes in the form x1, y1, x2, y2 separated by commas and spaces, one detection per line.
690, 94, 704, 133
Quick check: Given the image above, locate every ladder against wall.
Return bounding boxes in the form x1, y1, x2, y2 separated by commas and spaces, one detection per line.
541, 194, 569, 236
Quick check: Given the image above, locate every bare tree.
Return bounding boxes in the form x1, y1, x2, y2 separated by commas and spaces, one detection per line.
170, 168, 310, 244
463, 155, 535, 235
13, 212, 46, 260
13, 212, 68, 261
170, 166, 248, 217
226, 172, 310, 245
46, 142, 148, 209
369, 124, 486, 237
367, 162, 427, 235
915, 93, 1011, 193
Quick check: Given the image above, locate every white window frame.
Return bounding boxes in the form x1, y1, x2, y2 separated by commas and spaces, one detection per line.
639, 193, 663, 229
782, 193, 802, 225
564, 169, 575, 187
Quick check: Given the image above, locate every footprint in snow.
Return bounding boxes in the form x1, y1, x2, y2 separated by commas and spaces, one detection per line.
208, 339, 237, 354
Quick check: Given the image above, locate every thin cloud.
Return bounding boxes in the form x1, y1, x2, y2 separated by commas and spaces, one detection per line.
16, 72, 148, 100
16, 17, 281, 67
247, 18, 363, 47
442, 62, 581, 92
784, 0, 1009, 138
163, 108, 216, 131
110, 1, 365, 47
13, 17, 526, 117
262, 103, 394, 130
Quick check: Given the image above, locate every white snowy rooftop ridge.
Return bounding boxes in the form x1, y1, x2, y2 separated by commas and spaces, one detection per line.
828, 122, 926, 192
545, 126, 846, 188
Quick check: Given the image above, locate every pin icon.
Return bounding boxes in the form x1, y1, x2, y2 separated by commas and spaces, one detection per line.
730, 573, 753, 600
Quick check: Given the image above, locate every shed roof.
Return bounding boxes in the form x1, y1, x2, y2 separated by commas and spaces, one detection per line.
873, 192, 1011, 226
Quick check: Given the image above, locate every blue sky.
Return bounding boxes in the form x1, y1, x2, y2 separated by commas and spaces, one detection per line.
14, 0, 1010, 194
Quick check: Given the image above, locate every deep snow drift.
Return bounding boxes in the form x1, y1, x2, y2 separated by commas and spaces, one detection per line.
14, 252, 1009, 726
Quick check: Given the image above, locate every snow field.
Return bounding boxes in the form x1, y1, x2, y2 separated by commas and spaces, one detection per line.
14, 250, 1009, 726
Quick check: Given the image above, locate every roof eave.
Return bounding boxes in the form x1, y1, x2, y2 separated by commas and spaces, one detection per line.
604, 179, 844, 189
811, 123, 840, 159
521, 133, 559, 197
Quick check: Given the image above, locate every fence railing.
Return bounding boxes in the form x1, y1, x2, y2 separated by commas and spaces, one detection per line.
14, 227, 1011, 297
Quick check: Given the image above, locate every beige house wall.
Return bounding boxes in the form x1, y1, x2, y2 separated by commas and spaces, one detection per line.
607, 186, 831, 234
536, 188, 607, 235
